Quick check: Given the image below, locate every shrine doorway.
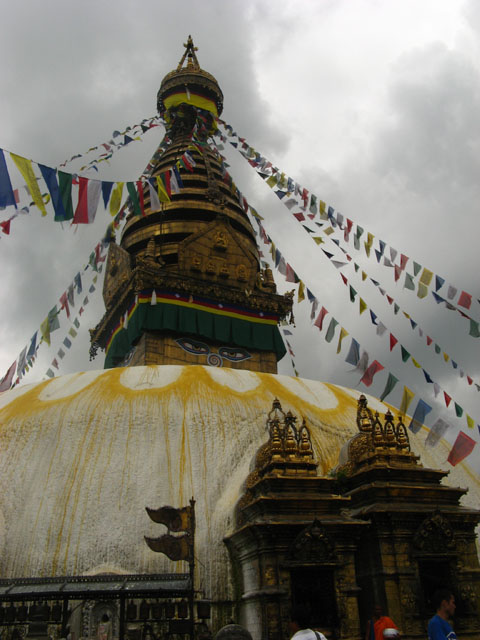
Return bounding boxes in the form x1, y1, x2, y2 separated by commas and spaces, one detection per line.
290, 566, 338, 630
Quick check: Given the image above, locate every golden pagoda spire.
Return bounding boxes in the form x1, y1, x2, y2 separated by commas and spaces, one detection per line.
176, 35, 200, 71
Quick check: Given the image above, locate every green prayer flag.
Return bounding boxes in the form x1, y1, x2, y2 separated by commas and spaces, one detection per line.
48, 306, 60, 332
413, 262, 422, 276
454, 403, 464, 418
404, 273, 415, 290
126, 182, 141, 216
349, 286, 357, 303
469, 319, 480, 338
58, 171, 74, 221
434, 344, 441, 354
380, 372, 398, 401
325, 318, 338, 343
401, 346, 410, 362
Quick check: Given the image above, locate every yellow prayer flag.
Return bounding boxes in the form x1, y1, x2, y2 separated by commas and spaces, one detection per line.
359, 298, 367, 315
411, 357, 421, 368
155, 177, 170, 203
443, 352, 450, 362
266, 175, 278, 188
419, 267, 433, 286
403, 312, 410, 319
298, 281, 305, 303
109, 182, 124, 216
319, 201, 327, 219
364, 232, 374, 257
399, 386, 415, 416
10, 153, 47, 216
40, 317, 51, 346
324, 227, 334, 236
313, 237, 324, 245
336, 327, 348, 354
466, 415, 474, 429
417, 282, 428, 299
361, 271, 367, 281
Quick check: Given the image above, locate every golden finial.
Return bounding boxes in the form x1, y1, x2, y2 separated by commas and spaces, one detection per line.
177, 35, 200, 71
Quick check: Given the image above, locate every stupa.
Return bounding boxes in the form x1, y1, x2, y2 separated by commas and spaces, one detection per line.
0, 37, 479, 640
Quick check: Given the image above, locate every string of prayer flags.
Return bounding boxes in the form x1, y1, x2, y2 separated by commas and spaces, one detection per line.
219, 119, 480, 333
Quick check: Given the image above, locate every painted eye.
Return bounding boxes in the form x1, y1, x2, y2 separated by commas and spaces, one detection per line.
175, 338, 210, 355
218, 347, 251, 362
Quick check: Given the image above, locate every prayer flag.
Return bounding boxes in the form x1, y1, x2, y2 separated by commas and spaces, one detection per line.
314, 307, 328, 331
102, 181, 114, 208
298, 281, 305, 303
399, 386, 415, 416
126, 182, 141, 215
417, 282, 428, 298
345, 338, 360, 367
389, 334, 398, 351
404, 273, 415, 290
426, 418, 450, 447
16, 347, 27, 377
466, 415, 474, 429
458, 291, 472, 309
380, 372, 398, 401
74, 272, 82, 294
454, 403, 463, 418
469, 320, 480, 338
58, 171, 74, 220
359, 360, 384, 387
39, 164, 67, 221
337, 327, 348, 353
325, 318, 338, 343
444, 392, 451, 407
10, 153, 46, 215
48, 306, 60, 332
59, 291, 70, 319
447, 285, 457, 300
0, 360, 17, 392
447, 431, 476, 466
148, 178, 160, 211
0, 150, 17, 208
109, 182, 124, 216
136, 180, 146, 215
435, 275, 445, 291
40, 316, 51, 346
401, 346, 410, 363
27, 332, 37, 359
409, 399, 432, 433
359, 298, 367, 315
423, 369, 433, 384
419, 267, 433, 286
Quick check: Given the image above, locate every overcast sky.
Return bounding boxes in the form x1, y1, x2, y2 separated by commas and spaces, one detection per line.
0, 0, 479, 467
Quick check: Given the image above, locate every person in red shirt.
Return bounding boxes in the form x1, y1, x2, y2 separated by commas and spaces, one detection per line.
365, 605, 399, 640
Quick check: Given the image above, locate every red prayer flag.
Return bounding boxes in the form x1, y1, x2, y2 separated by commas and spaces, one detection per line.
59, 292, 70, 319
389, 334, 398, 351
314, 307, 328, 331
394, 265, 401, 282
0, 360, 17, 392
135, 181, 145, 216
444, 392, 452, 407
426, 336, 433, 346
447, 431, 476, 466
359, 360, 384, 387
293, 212, 305, 221
340, 273, 348, 286
0, 219, 11, 234
458, 291, 472, 309
467, 376, 473, 385
386, 295, 394, 305
400, 254, 408, 270
73, 177, 89, 223
285, 264, 296, 283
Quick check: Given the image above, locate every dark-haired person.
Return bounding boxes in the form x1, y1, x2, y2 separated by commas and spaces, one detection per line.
428, 589, 457, 640
365, 605, 399, 640
289, 605, 327, 640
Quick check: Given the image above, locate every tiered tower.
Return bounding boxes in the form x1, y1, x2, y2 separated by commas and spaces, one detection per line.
91, 37, 292, 372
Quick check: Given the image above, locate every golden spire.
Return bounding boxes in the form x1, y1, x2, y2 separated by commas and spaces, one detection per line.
176, 35, 200, 71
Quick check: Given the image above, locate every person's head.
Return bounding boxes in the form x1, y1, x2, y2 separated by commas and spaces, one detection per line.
214, 624, 252, 640
290, 604, 311, 632
373, 605, 383, 620
432, 588, 456, 619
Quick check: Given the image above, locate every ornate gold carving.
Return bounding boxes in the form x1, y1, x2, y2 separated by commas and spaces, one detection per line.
413, 511, 455, 553
289, 519, 336, 564
214, 230, 228, 250
236, 264, 248, 282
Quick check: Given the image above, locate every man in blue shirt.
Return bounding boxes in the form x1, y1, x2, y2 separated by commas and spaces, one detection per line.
428, 589, 458, 640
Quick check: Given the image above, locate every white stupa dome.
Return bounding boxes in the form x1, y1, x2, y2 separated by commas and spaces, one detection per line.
0, 365, 478, 603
